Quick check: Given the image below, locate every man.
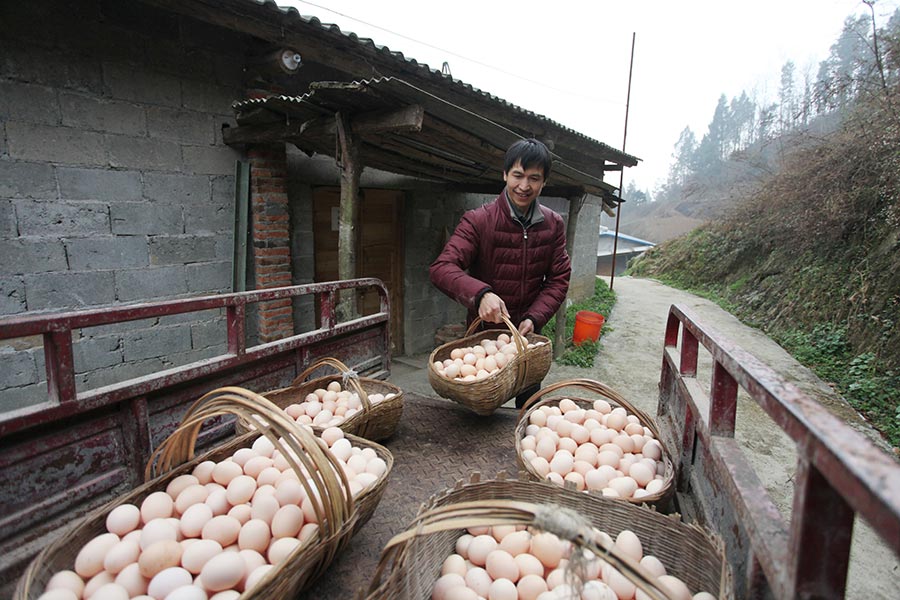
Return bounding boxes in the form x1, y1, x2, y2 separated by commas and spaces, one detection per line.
429, 138, 571, 408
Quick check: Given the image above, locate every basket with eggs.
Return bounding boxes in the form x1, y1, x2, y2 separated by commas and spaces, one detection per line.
16, 386, 392, 600
240, 357, 404, 442
515, 379, 676, 509
428, 316, 552, 416
364, 475, 733, 600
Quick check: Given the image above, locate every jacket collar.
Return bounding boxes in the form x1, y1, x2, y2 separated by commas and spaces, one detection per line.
501, 190, 545, 226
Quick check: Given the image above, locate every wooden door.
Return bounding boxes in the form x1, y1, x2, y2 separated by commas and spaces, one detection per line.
312, 188, 404, 352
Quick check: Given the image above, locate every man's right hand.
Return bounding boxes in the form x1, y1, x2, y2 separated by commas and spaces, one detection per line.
478, 292, 508, 323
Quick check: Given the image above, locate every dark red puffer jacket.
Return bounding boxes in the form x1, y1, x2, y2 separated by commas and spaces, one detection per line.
429, 192, 571, 330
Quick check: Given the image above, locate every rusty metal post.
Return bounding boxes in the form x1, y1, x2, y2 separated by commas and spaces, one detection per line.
609, 32, 636, 290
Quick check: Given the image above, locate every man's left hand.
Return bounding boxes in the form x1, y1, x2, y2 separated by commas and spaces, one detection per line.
518, 319, 534, 336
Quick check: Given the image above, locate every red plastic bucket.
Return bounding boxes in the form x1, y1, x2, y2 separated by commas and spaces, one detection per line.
572, 311, 605, 345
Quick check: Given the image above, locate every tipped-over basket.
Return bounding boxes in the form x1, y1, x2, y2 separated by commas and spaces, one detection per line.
428, 316, 552, 415
15, 386, 392, 600
243, 357, 404, 442
364, 474, 733, 600
516, 378, 677, 510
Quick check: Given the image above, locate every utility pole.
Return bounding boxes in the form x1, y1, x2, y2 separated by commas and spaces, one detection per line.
610, 32, 636, 291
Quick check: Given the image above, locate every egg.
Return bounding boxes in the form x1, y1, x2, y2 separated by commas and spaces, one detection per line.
212, 461, 243, 486
629, 462, 655, 487
487, 577, 518, 600
432, 573, 466, 600
181, 539, 224, 575
242, 456, 274, 479
199, 552, 245, 592
35, 590, 79, 600
643, 440, 663, 460
147, 567, 192, 600
179, 503, 213, 539
83, 571, 115, 598
606, 412, 627, 432
74, 532, 120, 578
529, 532, 563, 568
654, 575, 693, 600
485, 549, 519, 581
441, 554, 467, 577
202, 515, 241, 547
462, 566, 490, 596
88, 583, 130, 600
455, 534, 474, 559
244, 564, 273, 591
141, 492, 175, 524
498, 530, 531, 556
609, 476, 639, 498
46, 570, 85, 597
140, 518, 178, 550
209, 593, 240, 600
225, 475, 257, 506
238, 519, 271, 553
267, 537, 300, 564
607, 568, 637, 600
113, 563, 148, 597
692, 593, 718, 600
511, 552, 542, 579
163, 585, 208, 600
227, 504, 252, 525
516, 574, 548, 600
175, 484, 210, 515
466, 534, 498, 566
105, 504, 141, 537
102, 539, 140, 575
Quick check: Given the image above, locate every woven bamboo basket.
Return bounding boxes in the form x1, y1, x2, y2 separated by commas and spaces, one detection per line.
364, 475, 733, 600
427, 316, 552, 415
515, 378, 677, 510
240, 357, 404, 442
14, 386, 392, 600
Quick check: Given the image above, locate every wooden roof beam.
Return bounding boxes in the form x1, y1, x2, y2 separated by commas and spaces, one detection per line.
224, 104, 424, 146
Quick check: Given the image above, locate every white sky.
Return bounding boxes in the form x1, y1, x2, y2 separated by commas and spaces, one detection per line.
278, 0, 899, 194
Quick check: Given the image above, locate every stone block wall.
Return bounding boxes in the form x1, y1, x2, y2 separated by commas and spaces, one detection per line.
0, 0, 245, 410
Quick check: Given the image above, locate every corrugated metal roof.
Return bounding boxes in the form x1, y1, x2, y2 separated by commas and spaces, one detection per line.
240, 0, 639, 166
230, 76, 620, 195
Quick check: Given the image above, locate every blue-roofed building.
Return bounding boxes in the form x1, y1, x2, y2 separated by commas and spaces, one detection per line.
596, 226, 656, 276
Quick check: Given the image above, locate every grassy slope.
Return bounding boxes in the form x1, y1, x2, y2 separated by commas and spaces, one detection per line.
628, 104, 900, 450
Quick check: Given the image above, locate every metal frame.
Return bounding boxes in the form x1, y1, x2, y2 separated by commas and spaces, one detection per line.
0, 278, 390, 593
657, 303, 900, 598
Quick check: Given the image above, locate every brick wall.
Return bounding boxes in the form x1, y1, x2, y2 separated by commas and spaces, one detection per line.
0, 0, 245, 410
249, 145, 294, 342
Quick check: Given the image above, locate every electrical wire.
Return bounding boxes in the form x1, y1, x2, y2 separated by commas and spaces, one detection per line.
290, 0, 624, 107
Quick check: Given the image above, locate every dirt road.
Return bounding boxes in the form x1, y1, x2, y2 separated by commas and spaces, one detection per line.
391, 275, 898, 597
545, 276, 899, 599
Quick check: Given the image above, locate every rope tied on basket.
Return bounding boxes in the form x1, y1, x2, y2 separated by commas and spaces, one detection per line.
341, 368, 359, 387
533, 504, 600, 597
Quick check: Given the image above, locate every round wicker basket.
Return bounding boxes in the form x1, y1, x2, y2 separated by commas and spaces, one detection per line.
427, 316, 552, 415
515, 378, 676, 510
14, 386, 392, 600
241, 357, 404, 442
365, 475, 733, 600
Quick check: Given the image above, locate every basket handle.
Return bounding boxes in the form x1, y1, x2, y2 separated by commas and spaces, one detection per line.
465, 315, 529, 391
517, 378, 654, 425
144, 386, 354, 538
292, 356, 373, 415
465, 315, 528, 356
368, 499, 675, 600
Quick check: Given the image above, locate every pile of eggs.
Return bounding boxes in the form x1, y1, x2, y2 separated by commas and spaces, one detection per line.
37, 427, 387, 600
433, 333, 547, 382
519, 399, 667, 500
279, 380, 396, 428
432, 525, 717, 600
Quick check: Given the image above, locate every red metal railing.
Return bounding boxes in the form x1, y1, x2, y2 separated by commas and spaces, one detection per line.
0, 278, 390, 438
657, 304, 900, 598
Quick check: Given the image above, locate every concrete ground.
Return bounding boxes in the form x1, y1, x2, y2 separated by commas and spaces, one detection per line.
386, 275, 899, 599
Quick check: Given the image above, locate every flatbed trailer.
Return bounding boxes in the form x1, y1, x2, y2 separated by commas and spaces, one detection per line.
1, 283, 898, 599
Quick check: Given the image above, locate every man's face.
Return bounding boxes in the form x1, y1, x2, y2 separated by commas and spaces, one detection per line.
503, 161, 546, 210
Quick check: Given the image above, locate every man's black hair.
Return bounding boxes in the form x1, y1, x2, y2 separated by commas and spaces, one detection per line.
503, 138, 552, 180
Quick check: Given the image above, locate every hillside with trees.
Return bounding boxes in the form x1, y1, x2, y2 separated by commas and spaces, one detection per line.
615, 6, 898, 244
628, 3, 900, 450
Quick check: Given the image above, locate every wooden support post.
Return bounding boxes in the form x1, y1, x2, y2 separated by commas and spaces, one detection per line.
336, 112, 361, 322
553, 194, 585, 358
